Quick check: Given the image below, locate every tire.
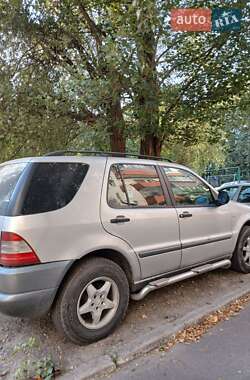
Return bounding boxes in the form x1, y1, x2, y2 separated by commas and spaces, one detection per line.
52, 257, 129, 345
231, 226, 250, 273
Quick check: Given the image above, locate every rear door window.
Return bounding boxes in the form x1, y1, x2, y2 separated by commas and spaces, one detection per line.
107, 165, 128, 208
21, 163, 88, 215
108, 164, 166, 207
0, 163, 26, 215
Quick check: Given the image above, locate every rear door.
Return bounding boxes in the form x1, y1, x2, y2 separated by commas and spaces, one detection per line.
161, 166, 233, 268
101, 160, 182, 279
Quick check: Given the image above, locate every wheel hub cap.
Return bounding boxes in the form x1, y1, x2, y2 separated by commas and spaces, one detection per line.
77, 277, 119, 330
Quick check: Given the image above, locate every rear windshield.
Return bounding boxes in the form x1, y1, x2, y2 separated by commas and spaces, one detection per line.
0, 163, 27, 215
21, 162, 89, 215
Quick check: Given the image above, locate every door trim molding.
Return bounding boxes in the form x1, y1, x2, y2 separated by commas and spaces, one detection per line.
139, 244, 182, 258
182, 234, 232, 250
139, 234, 232, 259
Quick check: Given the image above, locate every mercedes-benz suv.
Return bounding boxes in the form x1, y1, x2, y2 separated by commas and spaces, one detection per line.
0, 151, 250, 345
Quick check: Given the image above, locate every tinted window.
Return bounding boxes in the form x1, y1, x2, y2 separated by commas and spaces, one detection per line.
108, 164, 166, 208
222, 186, 238, 200
107, 165, 128, 208
21, 163, 88, 215
238, 186, 250, 203
164, 167, 214, 206
0, 163, 26, 215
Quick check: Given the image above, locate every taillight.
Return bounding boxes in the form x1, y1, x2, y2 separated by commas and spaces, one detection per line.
0, 232, 40, 267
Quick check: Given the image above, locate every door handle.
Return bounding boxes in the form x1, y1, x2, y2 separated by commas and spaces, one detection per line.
110, 216, 131, 224
179, 211, 192, 218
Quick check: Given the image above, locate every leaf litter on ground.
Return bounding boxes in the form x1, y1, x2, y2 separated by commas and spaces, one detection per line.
161, 293, 250, 352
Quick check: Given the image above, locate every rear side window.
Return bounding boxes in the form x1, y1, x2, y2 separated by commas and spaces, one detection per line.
0, 163, 26, 215
107, 165, 128, 208
21, 163, 88, 215
108, 164, 166, 208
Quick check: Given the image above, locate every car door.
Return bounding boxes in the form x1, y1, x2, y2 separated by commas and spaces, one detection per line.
101, 160, 182, 279
161, 166, 233, 268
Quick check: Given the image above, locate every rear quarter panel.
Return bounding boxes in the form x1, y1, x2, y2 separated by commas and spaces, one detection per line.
2, 158, 141, 282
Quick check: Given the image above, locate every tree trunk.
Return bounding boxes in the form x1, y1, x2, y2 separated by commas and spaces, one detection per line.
140, 134, 163, 156
134, 1, 162, 157
108, 99, 126, 153
110, 125, 126, 152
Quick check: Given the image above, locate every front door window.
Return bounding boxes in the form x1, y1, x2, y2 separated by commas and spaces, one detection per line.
163, 167, 214, 207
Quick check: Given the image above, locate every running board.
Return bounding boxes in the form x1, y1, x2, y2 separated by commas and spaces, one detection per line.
131, 259, 231, 301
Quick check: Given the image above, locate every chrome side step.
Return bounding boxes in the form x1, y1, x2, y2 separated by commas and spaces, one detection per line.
131, 259, 231, 301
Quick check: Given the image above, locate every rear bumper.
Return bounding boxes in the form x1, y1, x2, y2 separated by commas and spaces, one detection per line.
0, 260, 72, 318
0, 288, 57, 318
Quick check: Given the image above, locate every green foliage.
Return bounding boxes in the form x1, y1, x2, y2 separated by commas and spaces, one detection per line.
14, 356, 55, 380
0, 0, 249, 161
15, 359, 30, 380
224, 106, 250, 168
12, 337, 56, 380
33, 357, 55, 380
163, 123, 226, 174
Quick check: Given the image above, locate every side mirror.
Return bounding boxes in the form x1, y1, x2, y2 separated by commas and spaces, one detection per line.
215, 190, 230, 206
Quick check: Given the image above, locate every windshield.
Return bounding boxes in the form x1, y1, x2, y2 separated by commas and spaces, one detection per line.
0, 163, 27, 215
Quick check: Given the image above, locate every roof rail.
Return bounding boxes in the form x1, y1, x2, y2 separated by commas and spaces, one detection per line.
45, 150, 173, 162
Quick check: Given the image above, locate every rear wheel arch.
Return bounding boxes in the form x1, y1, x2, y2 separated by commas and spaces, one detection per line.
52, 248, 136, 309
90, 249, 134, 288
52, 256, 130, 344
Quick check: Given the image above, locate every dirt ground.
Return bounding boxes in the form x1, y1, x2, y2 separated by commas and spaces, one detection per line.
0, 269, 249, 379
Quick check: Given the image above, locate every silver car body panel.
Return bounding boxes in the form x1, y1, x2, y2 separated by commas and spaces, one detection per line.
0, 261, 72, 317
1, 157, 141, 281
100, 158, 182, 278
0, 155, 250, 318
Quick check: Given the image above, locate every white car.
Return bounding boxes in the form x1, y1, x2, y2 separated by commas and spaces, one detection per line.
217, 181, 250, 206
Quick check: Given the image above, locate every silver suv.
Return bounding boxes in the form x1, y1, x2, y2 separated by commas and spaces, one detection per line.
0, 151, 250, 345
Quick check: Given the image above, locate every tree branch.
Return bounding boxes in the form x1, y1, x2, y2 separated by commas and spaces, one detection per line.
66, 109, 99, 125
77, 3, 105, 47
163, 36, 228, 118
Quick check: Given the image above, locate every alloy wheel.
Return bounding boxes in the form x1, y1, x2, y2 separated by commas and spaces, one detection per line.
77, 277, 120, 330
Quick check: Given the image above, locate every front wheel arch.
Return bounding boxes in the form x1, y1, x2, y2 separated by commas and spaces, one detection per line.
232, 220, 250, 252
231, 224, 250, 273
